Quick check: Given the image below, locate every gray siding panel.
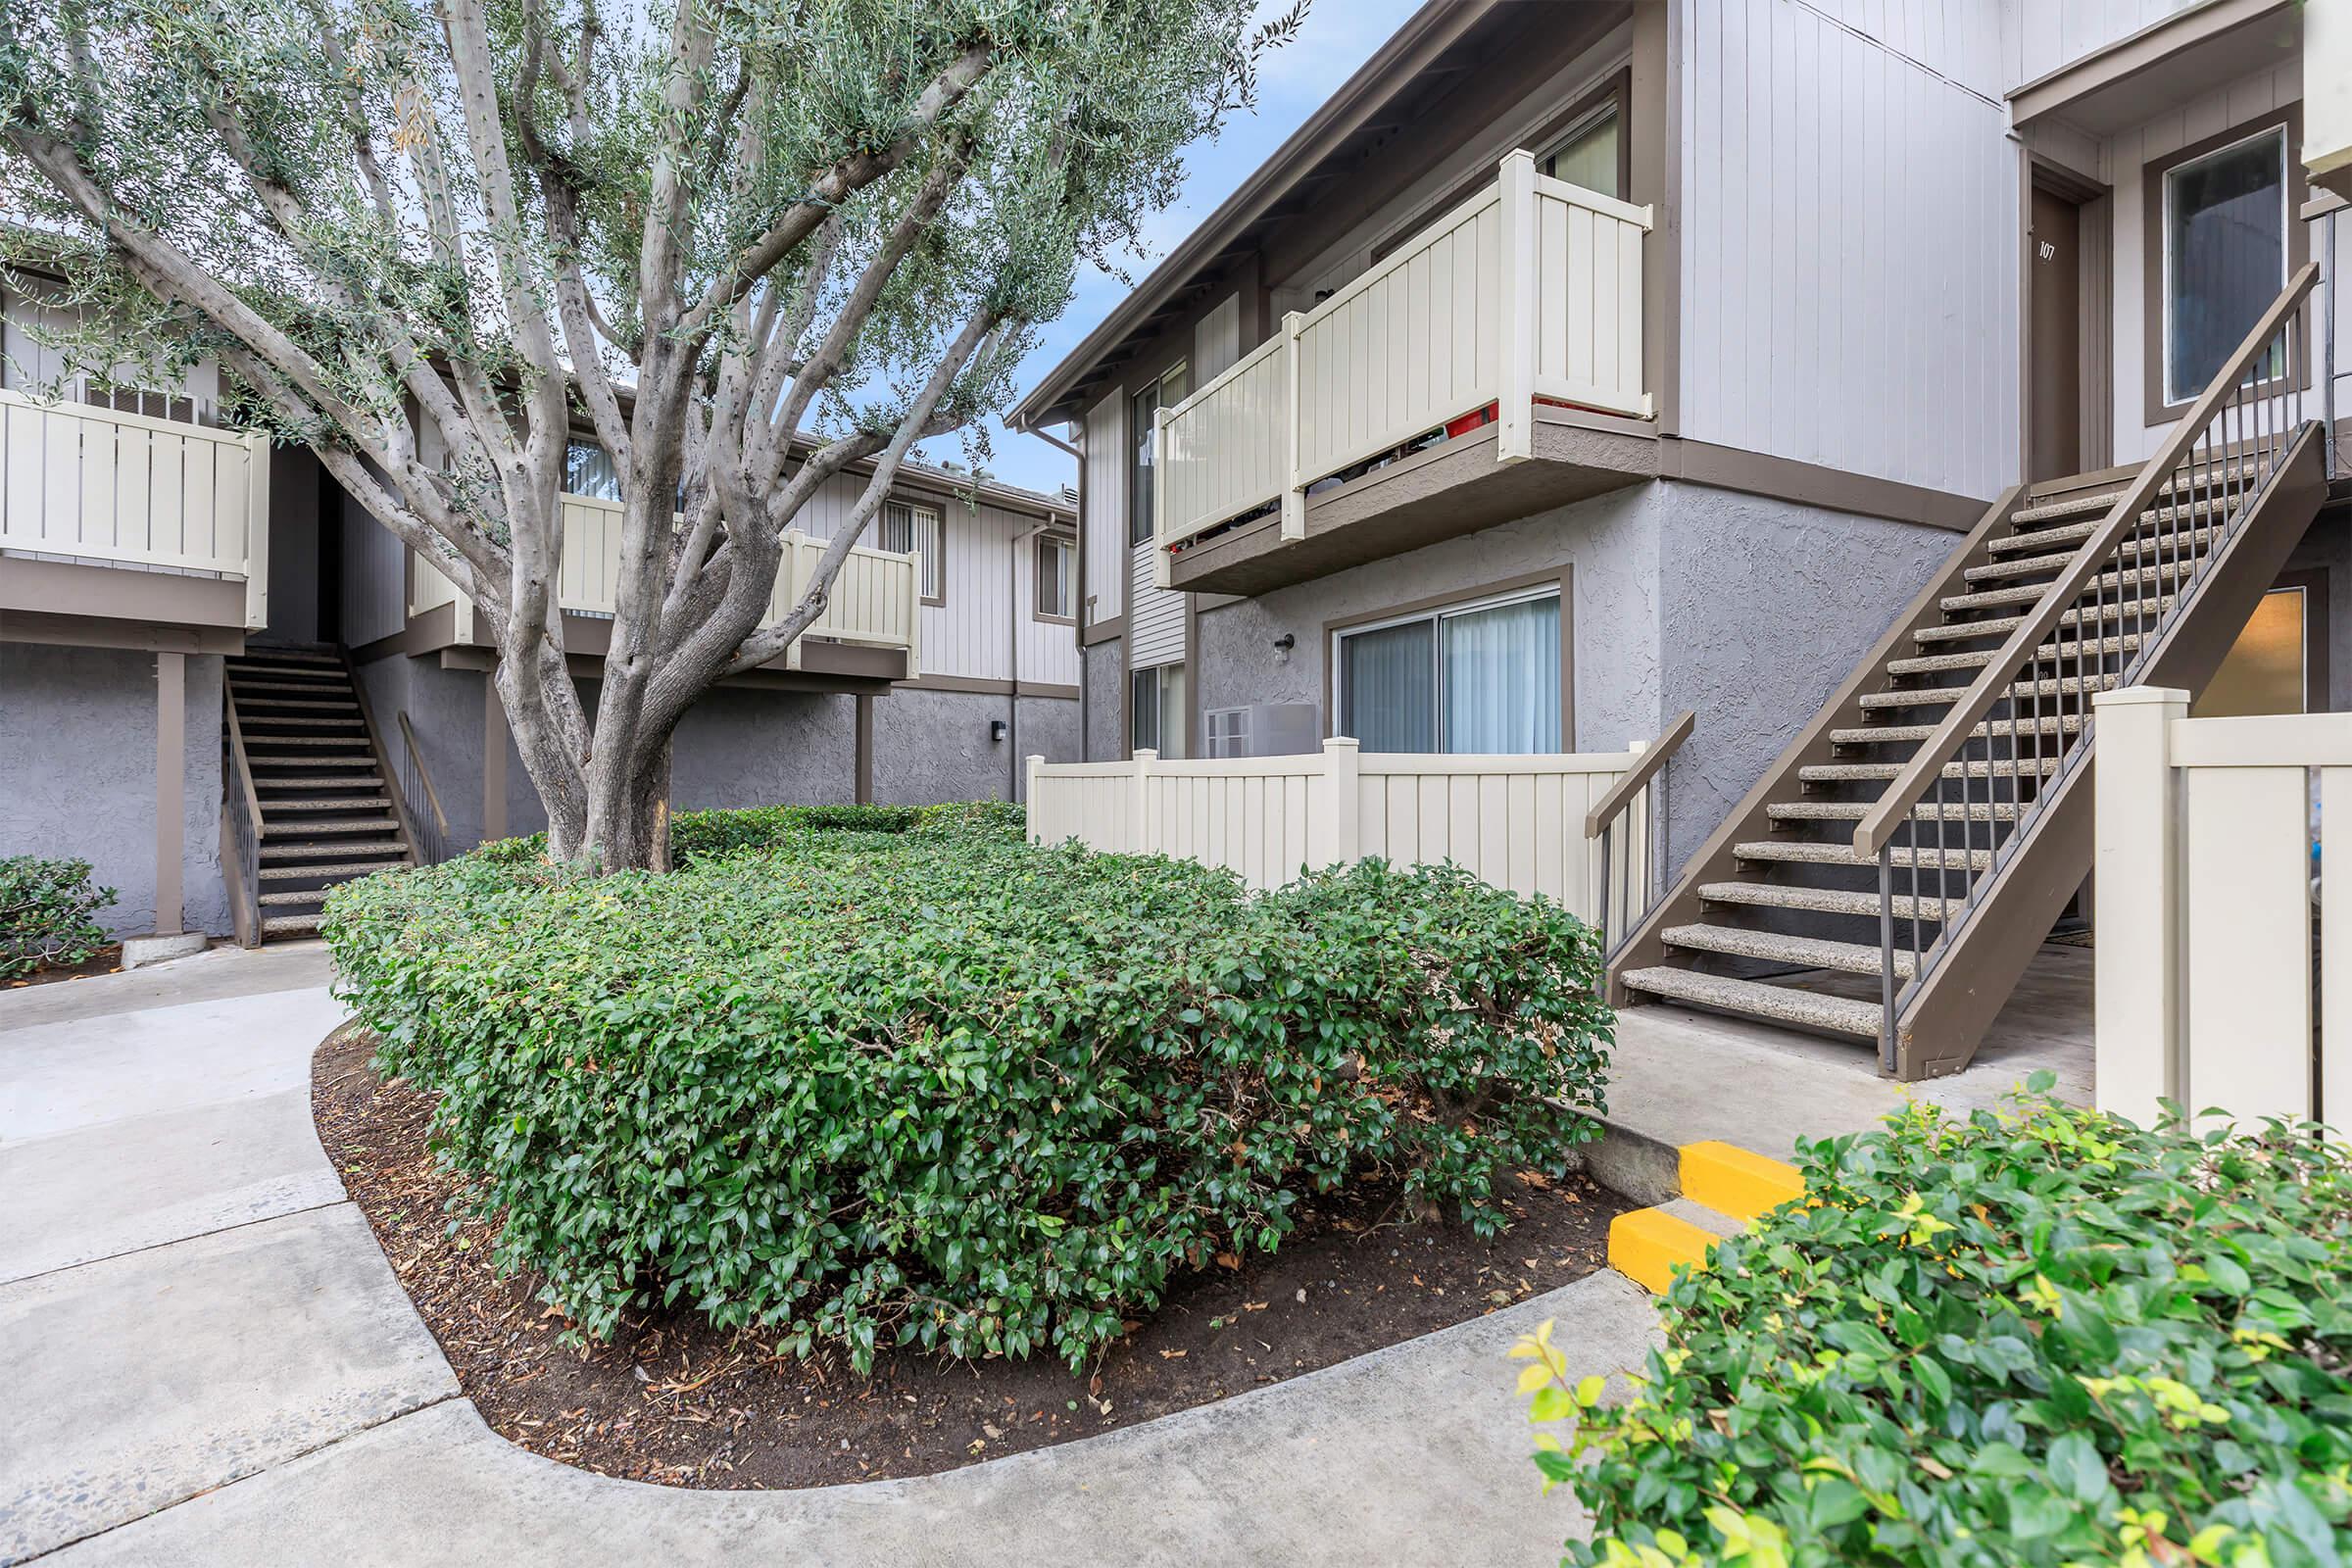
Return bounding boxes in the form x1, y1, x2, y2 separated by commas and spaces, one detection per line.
1680, 0, 2018, 499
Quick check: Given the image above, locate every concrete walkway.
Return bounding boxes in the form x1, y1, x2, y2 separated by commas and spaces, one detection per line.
0, 946, 1657, 1567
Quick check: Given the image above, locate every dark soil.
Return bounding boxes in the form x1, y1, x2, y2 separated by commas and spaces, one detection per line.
313, 1027, 1623, 1490
3, 945, 125, 990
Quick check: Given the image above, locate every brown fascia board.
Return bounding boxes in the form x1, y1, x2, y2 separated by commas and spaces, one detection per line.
1006, 0, 1501, 431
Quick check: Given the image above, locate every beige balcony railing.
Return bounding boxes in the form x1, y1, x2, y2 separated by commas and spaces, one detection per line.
1153, 150, 1652, 579
412, 494, 921, 673
0, 387, 272, 627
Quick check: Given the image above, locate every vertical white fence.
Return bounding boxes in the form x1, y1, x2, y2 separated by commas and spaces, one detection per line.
2093, 686, 2349, 1130
410, 506, 920, 672
1026, 736, 1656, 932
1152, 151, 1652, 580
0, 388, 271, 627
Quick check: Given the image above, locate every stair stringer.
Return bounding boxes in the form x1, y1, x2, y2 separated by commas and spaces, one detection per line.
1891, 425, 2328, 1078
1602, 483, 2026, 1004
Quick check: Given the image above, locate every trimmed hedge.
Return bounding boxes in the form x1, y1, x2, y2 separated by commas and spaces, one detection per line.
1515, 1081, 2352, 1568
475, 799, 1029, 868
1, 854, 117, 979
326, 835, 1610, 1369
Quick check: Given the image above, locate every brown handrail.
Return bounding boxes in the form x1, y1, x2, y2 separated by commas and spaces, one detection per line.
1852, 260, 2321, 858
1585, 710, 1696, 837
396, 710, 450, 839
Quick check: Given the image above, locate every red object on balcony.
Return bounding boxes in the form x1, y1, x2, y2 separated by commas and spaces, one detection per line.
1445, 402, 1497, 439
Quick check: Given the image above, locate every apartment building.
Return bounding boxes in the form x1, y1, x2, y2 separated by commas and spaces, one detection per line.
0, 291, 1082, 946
1014, 0, 2352, 1076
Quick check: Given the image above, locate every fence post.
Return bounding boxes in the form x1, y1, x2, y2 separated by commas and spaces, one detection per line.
1132, 747, 1156, 856
1024, 755, 1044, 840
1495, 150, 1539, 465
1313, 735, 1362, 869
781, 533, 806, 670
1280, 311, 1308, 540
243, 432, 271, 631
1152, 406, 1175, 590
2092, 686, 2187, 1126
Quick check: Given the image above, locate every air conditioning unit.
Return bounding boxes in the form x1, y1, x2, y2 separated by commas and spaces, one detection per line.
1205, 703, 1321, 759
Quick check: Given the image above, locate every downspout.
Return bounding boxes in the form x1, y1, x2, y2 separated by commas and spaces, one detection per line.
1009, 514, 1051, 801
1018, 418, 1085, 760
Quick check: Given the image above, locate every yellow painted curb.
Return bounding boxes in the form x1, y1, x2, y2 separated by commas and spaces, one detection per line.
1680, 1140, 1804, 1224
1608, 1206, 1718, 1295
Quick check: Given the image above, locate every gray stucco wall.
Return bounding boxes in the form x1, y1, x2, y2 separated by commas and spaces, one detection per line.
1016, 694, 1083, 786
870, 687, 1015, 805
671, 685, 856, 809
1655, 490, 1955, 875
1083, 642, 1123, 761
0, 644, 229, 938
354, 652, 501, 851
1181, 478, 1957, 881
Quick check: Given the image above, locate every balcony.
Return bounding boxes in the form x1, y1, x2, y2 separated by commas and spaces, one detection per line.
411, 494, 922, 682
1153, 152, 1660, 598
0, 389, 271, 633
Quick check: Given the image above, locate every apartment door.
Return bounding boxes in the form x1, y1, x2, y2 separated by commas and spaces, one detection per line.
2029, 185, 2083, 483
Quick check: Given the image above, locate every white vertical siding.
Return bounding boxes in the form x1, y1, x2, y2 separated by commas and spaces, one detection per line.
1194, 293, 1243, 385
1015, 526, 1083, 688
0, 292, 221, 408
1129, 546, 1187, 669
2004, 0, 2208, 91
1081, 387, 1126, 629
1680, 0, 2019, 499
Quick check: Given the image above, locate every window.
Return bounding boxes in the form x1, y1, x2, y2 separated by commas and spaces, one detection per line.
1537, 101, 1622, 198
1034, 533, 1075, 620
1131, 662, 1187, 758
82, 381, 205, 425
1204, 707, 1252, 759
564, 440, 621, 502
877, 499, 945, 604
2157, 122, 2291, 409
1334, 587, 1562, 754
1129, 363, 1189, 546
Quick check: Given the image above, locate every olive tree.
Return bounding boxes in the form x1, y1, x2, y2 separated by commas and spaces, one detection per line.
1, 0, 1296, 865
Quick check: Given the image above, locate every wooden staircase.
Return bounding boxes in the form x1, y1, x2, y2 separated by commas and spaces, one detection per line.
1607, 266, 2330, 1078
222, 646, 416, 940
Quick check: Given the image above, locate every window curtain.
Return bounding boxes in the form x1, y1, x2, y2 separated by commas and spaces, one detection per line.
564, 441, 621, 502
1541, 108, 1620, 199
1441, 595, 1561, 754
1340, 619, 1437, 752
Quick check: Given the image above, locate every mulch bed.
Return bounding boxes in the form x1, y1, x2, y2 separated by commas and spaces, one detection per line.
313, 1026, 1623, 1490
3, 946, 125, 990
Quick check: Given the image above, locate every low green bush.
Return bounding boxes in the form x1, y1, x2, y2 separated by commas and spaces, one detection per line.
473, 800, 1023, 868
326, 838, 1609, 1369
1516, 1079, 2352, 1568
0, 854, 118, 979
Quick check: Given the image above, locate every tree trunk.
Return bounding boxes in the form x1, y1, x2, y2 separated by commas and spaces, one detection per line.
578, 733, 676, 872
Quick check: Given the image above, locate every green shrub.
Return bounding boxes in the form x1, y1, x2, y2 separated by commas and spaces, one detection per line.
0, 854, 118, 979
325, 839, 1610, 1369
1515, 1080, 2352, 1568
462, 801, 1022, 869
910, 799, 1026, 843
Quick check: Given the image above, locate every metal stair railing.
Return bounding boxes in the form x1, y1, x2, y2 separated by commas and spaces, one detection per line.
1851, 262, 2324, 1073
222, 694, 264, 947
392, 710, 453, 865
1586, 710, 1696, 964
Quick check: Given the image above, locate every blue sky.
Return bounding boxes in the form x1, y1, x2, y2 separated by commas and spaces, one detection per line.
941, 0, 1424, 499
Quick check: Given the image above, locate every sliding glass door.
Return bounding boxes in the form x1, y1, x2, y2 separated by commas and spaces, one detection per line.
1335, 587, 1562, 754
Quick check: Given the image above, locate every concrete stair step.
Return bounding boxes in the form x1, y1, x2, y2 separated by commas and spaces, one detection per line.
229, 647, 342, 664
238, 735, 375, 749
1620, 964, 1883, 1038
261, 912, 327, 937
258, 856, 407, 878
1661, 922, 1918, 979
235, 715, 368, 729
1859, 674, 2114, 711
260, 797, 394, 812
1769, 799, 2020, 824
1797, 756, 2059, 786
1886, 630, 2148, 678
1912, 593, 2176, 646
233, 696, 361, 711
260, 817, 402, 836
1733, 840, 1992, 871
260, 839, 407, 860
258, 889, 334, 906
254, 775, 387, 790
247, 754, 375, 767
1696, 881, 1949, 922
229, 677, 354, 693
1966, 525, 2220, 584
1829, 711, 2083, 747
1941, 557, 2196, 613
1989, 499, 2227, 556
1606, 1203, 1729, 1294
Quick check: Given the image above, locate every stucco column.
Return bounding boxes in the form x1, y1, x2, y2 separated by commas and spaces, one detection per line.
153, 651, 185, 936
855, 694, 875, 805
483, 677, 509, 842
